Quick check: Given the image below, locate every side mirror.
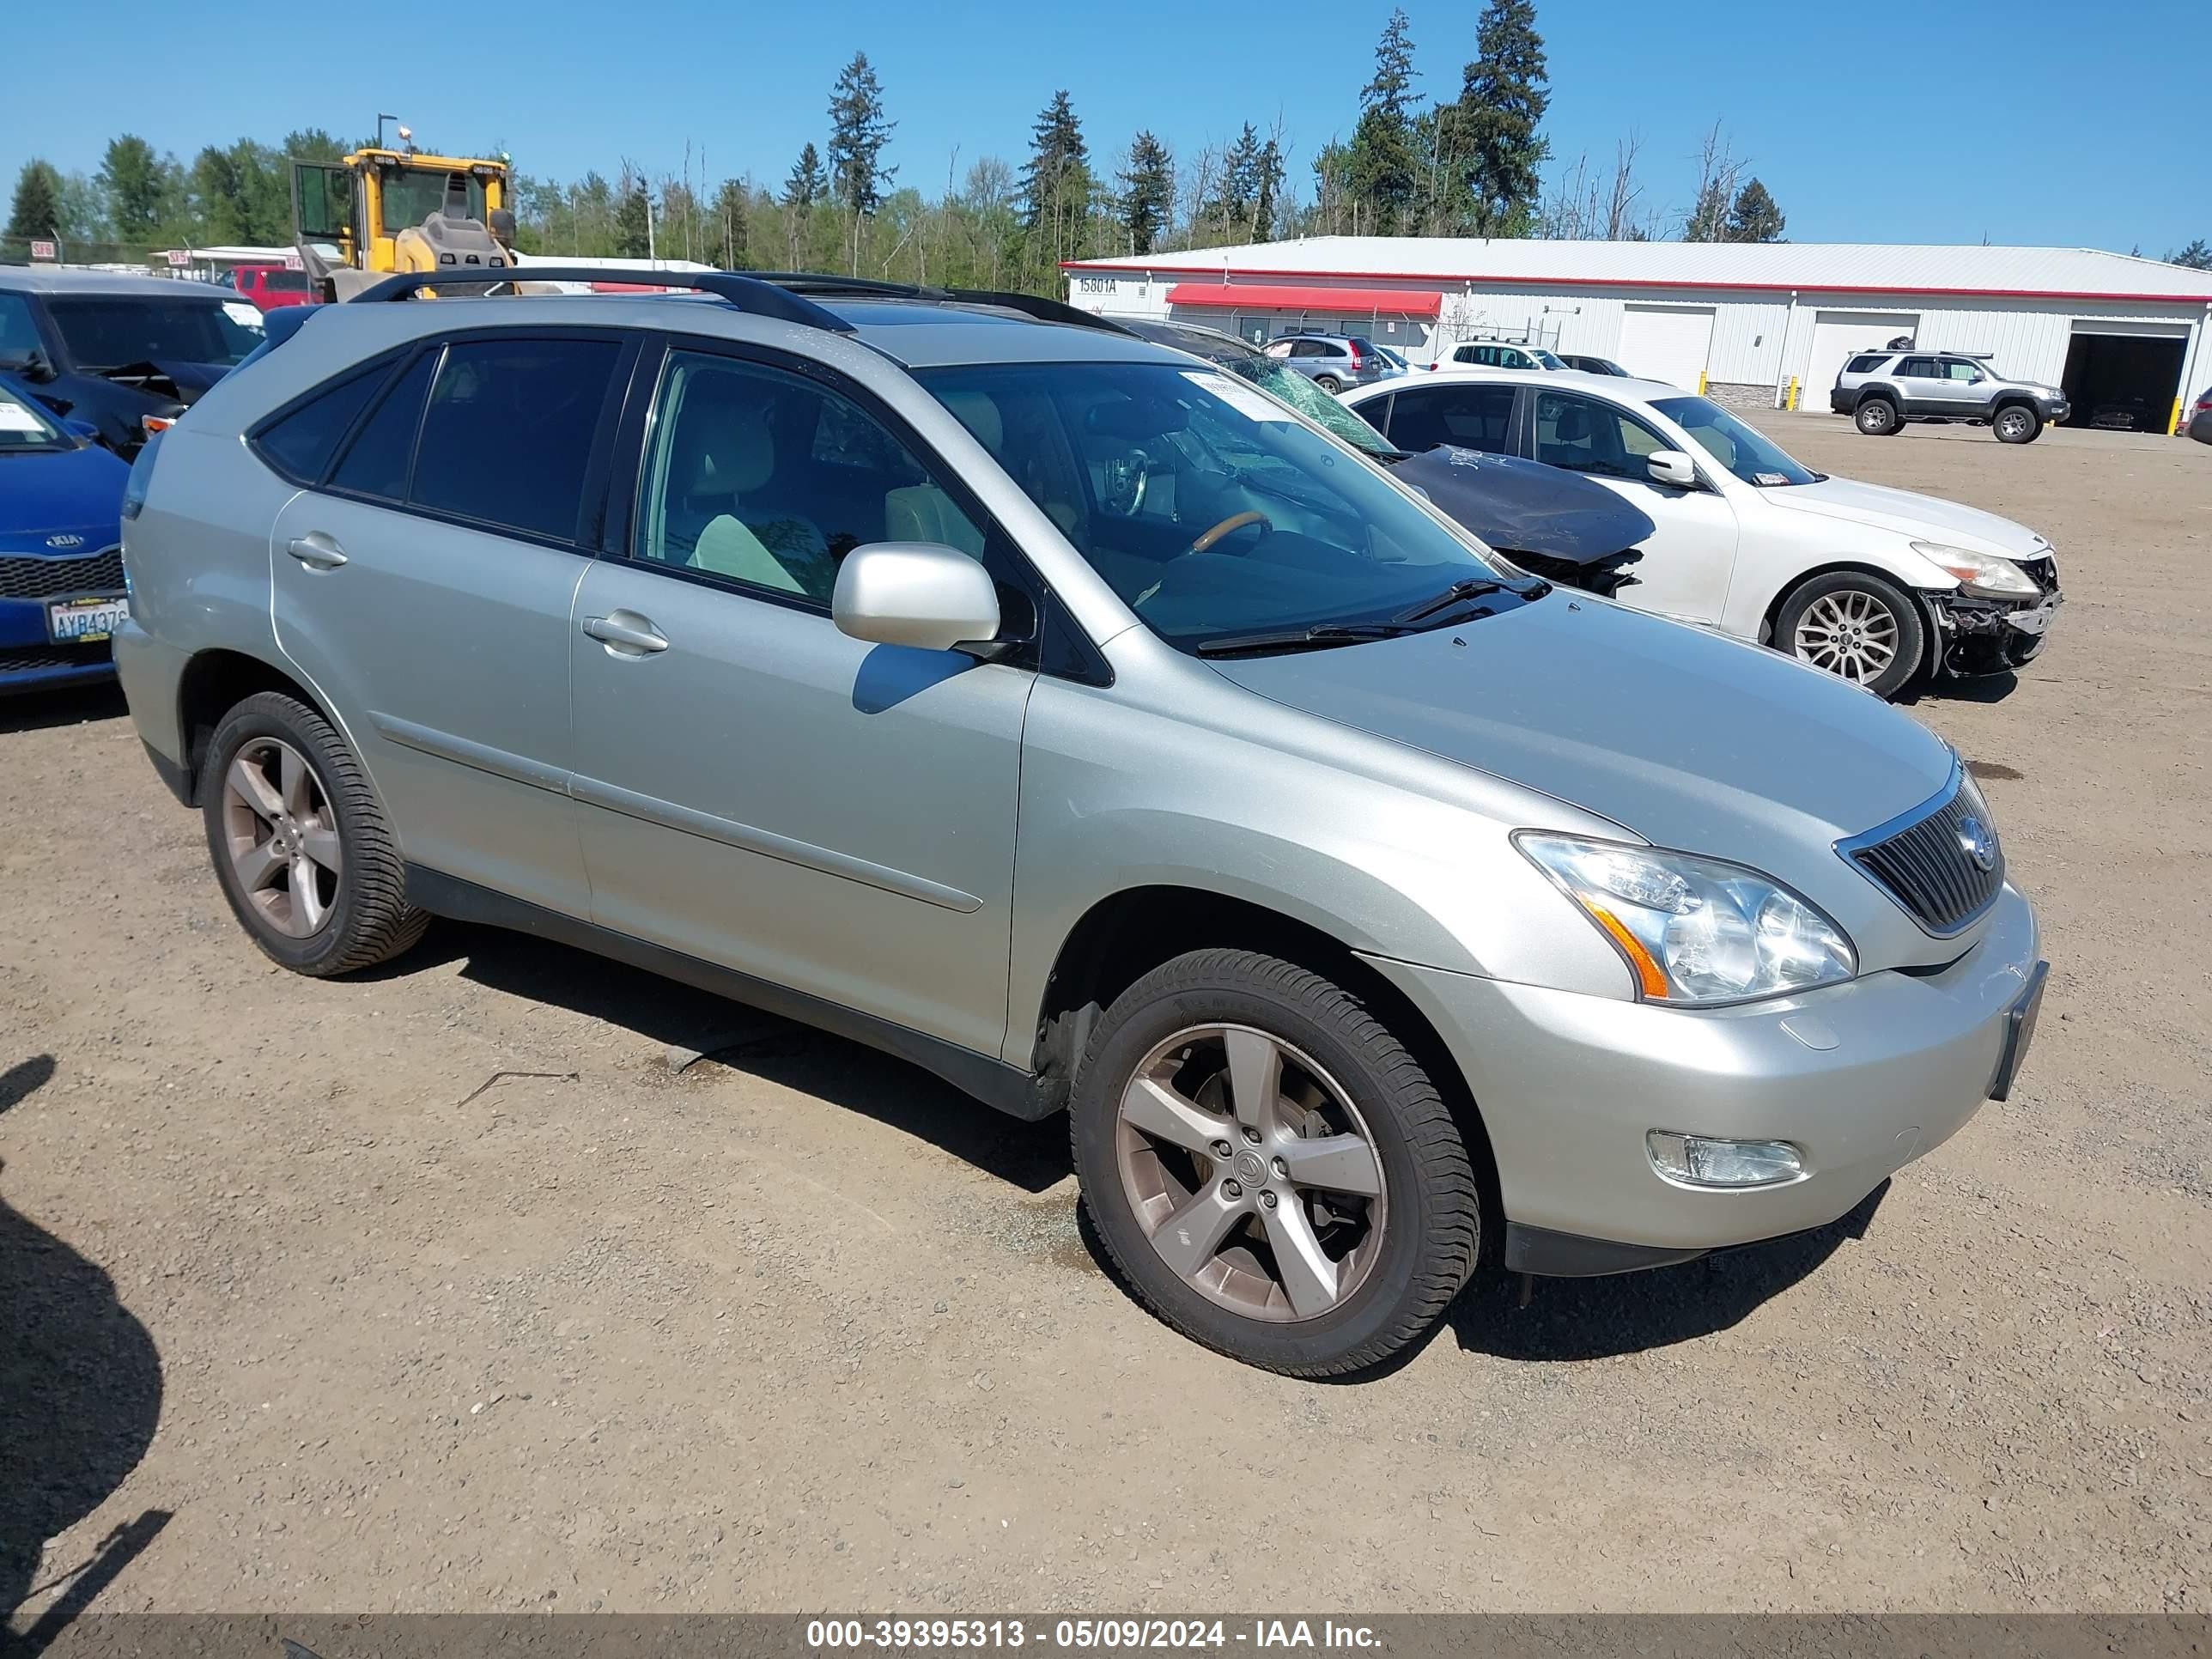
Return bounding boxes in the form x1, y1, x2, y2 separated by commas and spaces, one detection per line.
1646, 449, 1701, 489
62, 417, 100, 443
832, 543, 1001, 655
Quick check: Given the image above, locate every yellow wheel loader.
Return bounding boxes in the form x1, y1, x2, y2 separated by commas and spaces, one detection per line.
291, 144, 520, 301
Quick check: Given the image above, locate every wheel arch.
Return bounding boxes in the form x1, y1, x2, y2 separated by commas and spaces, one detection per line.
1752, 556, 1951, 647
173, 647, 333, 807
1028, 883, 1501, 1242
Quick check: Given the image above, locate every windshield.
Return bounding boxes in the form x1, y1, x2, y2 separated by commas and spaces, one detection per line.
1531, 349, 1567, 370
380, 168, 486, 234
1650, 395, 1820, 488
46, 297, 263, 369
1221, 357, 1395, 456
917, 361, 1517, 653
0, 380, 70, 452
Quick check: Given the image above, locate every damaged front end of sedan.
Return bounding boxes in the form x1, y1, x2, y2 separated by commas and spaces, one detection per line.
1391, 446, 1652, 600
1923, 550, 2064, 678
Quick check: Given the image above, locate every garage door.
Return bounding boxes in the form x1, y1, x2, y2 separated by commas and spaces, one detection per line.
1804, 309, 1920, 409
1617, 305, 1716, 389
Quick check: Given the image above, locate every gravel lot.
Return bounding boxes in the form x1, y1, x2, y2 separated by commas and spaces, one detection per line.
3, 415, 2208, 1620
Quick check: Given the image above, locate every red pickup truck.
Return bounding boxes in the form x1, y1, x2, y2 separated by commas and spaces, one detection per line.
218, 263, 317, 311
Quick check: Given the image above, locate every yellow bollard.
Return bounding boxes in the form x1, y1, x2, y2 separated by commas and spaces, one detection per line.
1697, 370, 1708, 396
1787, 376, 1800, 411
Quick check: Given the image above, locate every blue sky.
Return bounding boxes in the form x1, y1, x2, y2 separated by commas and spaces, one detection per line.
10, 0, 2209, 255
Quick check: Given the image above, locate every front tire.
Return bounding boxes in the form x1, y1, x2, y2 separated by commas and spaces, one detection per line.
1855, 397, 1901, 436
201, 691, 428, 975
1776, 570, 1926, 699
1993, 404, 2042, 444
1070, 949, 1480, 1377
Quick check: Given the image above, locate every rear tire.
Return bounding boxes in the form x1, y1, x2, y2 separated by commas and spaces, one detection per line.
1775, 570, 1926, 700
1312, 374, 1343, 393
1993, 404, 2042, 444
1855, 397, 1901, 436
1070, 948, 1480, 1377
201, 691, 428, 976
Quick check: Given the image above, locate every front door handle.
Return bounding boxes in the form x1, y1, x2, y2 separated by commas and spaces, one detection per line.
582, 611, 669, 655
286, 532, 348, 570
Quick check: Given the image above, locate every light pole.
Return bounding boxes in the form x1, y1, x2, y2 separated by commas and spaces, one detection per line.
375, 112, 398, 150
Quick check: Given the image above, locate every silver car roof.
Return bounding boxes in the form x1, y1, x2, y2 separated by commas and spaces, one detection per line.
0, 265, 237, 299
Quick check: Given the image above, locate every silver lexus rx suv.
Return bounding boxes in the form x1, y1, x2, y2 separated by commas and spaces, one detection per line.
111, 270, 2047, 1376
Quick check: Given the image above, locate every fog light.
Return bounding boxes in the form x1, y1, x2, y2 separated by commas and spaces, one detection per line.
1647, 1131, 1803, 1188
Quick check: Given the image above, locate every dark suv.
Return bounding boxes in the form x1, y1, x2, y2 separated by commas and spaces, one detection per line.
0, 267, 266, 455
1830, 347, 2069, 444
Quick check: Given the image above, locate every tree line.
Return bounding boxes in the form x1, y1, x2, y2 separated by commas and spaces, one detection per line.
9, 3, 2210, 289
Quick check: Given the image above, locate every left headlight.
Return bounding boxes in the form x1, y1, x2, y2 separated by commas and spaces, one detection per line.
1515, 833, 1856, 1005
1910, 541, 2039, 599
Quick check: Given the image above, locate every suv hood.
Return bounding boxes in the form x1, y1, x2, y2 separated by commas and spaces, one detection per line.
1209, 593, 1954, 877
1765, 476, 2045, 559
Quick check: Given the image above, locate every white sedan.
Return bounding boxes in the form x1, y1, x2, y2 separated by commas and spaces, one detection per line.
1339, 369, 2063, 699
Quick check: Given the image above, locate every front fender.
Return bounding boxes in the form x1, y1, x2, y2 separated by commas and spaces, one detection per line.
1726, 537, 1960, 643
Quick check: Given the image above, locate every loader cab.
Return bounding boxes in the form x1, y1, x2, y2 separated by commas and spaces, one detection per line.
291, 148, 512, 300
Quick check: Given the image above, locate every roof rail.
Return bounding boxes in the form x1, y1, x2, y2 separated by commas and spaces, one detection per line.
744, 272, 1137, 336
350, 267, 854, 332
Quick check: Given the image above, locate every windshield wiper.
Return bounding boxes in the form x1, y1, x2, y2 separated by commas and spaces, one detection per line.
1194, 622, 1413, 659
1392, 577, 1514, 624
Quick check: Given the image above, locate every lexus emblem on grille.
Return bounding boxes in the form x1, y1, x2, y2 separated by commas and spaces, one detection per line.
1956, 816, 1997, 873
45, 533, 85, 550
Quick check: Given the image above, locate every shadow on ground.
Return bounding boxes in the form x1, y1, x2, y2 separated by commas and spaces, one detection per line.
0, 685, 129, 738
1447, 1180, 1890, 1364
399, 923, 1071, 1194
0, 1055, 168, 1656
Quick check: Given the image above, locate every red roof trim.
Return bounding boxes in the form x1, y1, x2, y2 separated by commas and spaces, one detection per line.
1164, 280, 1441, 316
1067, 259, 2212, 308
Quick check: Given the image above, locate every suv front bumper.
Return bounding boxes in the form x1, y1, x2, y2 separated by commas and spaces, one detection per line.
1363, 881, 2043, 1272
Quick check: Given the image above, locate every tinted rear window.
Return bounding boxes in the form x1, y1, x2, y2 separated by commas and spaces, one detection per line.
409, 337, 619, 540
255, 365, 389, 483
1844, 354, 1887, 374
331, 351, 435, 500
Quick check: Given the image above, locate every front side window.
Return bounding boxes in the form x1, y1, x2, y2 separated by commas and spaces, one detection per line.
1941, 360, 1982, 382
635, 349, 984, 605
1387, 384, 1516, 455
410, 337, 619, 540
1650, 395, 1819, 488
916, 361, 1520, 654
1530, 349, 1566, 370
1533, 391, 1668, 480
46, 297, 262, 368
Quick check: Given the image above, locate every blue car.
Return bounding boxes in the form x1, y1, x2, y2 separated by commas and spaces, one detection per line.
1, 373, 131, 693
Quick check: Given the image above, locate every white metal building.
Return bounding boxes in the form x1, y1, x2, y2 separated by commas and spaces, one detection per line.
1061, 238, 2212, 432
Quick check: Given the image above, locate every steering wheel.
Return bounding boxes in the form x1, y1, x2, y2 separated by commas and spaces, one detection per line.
1190, 509, 1271, 554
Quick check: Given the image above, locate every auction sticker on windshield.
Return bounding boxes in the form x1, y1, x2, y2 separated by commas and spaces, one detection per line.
223, 301, 264, 330
1183, 370, 1294, 422
0, 404, 43, 433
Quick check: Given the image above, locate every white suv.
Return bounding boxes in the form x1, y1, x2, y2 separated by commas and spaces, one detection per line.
1340, 369, 2062, 698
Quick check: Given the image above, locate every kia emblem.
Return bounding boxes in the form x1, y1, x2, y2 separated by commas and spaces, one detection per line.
46, 532, 86, 550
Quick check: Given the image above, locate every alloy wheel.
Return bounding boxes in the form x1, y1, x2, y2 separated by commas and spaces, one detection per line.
222, 738, 342, 938
1793, 589, 1899, 684
1114, 1024, 1388, 1322
1996, 409, 2032, 441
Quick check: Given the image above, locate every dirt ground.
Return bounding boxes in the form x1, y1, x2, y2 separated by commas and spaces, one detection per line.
3, 415, 2208, 1620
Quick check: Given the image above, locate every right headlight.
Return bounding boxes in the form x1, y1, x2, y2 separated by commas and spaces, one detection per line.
1515, 833, 1856, 1005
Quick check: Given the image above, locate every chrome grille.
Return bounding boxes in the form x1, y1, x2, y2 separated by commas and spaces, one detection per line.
1842, 775, 2003, 935
0, 547, 125, 600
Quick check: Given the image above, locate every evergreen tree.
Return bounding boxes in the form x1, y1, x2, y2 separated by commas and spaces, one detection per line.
712, 179, 750, 268
1344, 8, 1420, 234
2172, 238, 2212, 270
1445, 0, 1550, 236
97, 136, 167, 241
1115, 131, 1173, 255
1682, 178, 1729, 242
1253, 137, 1284, 243
1723, 177, 1784, 242
782, 143, 826, 209
6, 161, 64, 245
826, 52, 896, 217
613, 173, 652, 258
1020, 90, 1093, 266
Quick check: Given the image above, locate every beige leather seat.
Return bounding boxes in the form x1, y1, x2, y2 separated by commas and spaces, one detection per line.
664, 384, 811, 594
885, 391, 1000, 557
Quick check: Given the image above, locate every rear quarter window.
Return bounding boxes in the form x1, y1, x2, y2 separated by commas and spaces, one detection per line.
1844, 354, 1888, 374
252, 364, 392, 483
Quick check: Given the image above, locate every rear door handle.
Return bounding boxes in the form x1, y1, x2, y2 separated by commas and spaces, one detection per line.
582, 611, 669, 655
286, 532, 347, 570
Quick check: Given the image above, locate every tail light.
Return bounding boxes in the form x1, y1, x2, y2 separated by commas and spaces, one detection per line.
1346, 343, 1364, 368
